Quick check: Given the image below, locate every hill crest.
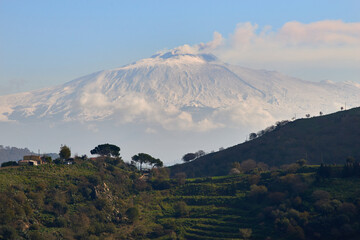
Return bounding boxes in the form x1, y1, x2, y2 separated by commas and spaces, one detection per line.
170, 107, 360, 177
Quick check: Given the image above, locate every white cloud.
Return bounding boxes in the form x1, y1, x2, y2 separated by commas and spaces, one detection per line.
78, 89, 223, 132
213, 102, 276, 130
145, 127, 157, 134
277, 20, 360, 45
195, 20, 360, 82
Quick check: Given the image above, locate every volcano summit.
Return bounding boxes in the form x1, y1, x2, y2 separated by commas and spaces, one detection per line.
1, 49, 359, 163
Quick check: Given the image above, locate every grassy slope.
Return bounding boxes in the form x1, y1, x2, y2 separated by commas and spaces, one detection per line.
170, 107, 360, 177
0, 164, 95, 191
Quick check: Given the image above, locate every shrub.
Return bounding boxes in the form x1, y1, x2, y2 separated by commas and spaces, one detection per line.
241, 159, 257, 172
151, 179, 171, 190
267, 192, 286, 205
126, 207, 139, 222
229, 168, 241, 175
338, 202, 357, 216
0, 226, 18, 240
1, 161, 18, 167
174, 201, 189, 217
314, 200, 334, 214
248, 174, 261, 185
175, 172, 186, 185
28, 230, 42, 240
292, 196, 302, 207
87, 175, 101, 186
312, 190, 330, 201
239, 228, 252, 239
249, 184, 268, 201
134, 179, 149, 191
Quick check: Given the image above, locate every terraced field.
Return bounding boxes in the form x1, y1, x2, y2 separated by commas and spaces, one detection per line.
154, 175, 274, 239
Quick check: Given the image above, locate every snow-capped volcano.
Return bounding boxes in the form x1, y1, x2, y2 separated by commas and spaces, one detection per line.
1, 51, 359, 125
1, 50, 359, 162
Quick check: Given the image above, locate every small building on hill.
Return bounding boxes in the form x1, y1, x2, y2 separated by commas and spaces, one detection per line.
18, 159, 38, 166
18, 155, 42, 166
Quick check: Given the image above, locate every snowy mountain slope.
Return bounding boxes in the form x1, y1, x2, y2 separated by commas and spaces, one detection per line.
0, 50, 360, 162
1, 51, 358, 127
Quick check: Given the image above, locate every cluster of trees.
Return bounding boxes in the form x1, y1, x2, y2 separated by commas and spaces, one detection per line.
235, 162, 360, 239
317, 157, 360, 178
229, 159, 269, 175
230, 159, 309, 176
181, 150, 206, 162
249, 111, 332, 142
1, 143, 166, 175
249, 120, 290, 141
90, 144, 120, 157
131, 153, 163, 171
1, 161, 18, 167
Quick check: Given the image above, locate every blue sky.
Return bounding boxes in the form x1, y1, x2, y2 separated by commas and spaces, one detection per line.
1, 0, 359, 95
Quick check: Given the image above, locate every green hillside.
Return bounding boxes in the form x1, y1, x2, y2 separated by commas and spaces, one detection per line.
170, 107, 360, 177
1, 157, 360, 239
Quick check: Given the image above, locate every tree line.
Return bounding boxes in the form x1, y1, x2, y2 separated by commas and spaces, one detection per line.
1, 143, 163, 171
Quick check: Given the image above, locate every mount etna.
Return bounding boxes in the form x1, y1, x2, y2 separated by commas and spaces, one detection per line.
1, 49, 359, 163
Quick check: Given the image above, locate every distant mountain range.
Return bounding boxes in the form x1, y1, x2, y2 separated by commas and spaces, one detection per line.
170, 107, 360, 177
0, 146, 59, 164
0, 49, 359, 162
0, 145, 33, 163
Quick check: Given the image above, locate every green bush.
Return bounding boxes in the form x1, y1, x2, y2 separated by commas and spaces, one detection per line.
0, 226, 18, 240
1, 161, 18, 167
126, 207, 139, 222
174, 201, 189, 217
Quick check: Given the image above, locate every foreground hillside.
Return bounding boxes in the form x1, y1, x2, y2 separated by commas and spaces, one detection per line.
170, 107, 360, 177
1, 158, 360, 239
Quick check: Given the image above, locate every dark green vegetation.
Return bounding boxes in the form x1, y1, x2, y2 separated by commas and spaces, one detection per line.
132, 153, 163, 170
1, 157, 360, 239
2, 109, 360, 239
90, 144, 121, 157
171, 107, 360, 177
59, 145, 71, 160
0, 157, 148, 239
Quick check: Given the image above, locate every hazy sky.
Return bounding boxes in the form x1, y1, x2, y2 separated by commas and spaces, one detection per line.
1, 0, 359, 95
